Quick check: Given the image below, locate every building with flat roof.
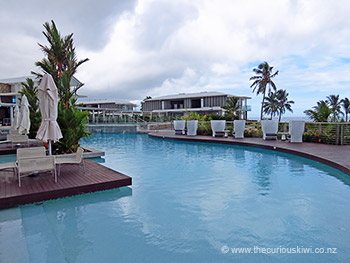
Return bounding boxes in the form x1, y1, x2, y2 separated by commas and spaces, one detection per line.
79, 100, 136, 111
78, 99, 140, 123
0, 75, 82, 126
141, 91, 251, 119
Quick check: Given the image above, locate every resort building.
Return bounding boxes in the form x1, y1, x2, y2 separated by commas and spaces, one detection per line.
0, 75, 82, 126
79, 100, 136, 111
141, 91, 252, 119
78, 99, 140, 123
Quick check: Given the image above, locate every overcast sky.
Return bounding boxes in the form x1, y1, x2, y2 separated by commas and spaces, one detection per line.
1, 0, 350, 117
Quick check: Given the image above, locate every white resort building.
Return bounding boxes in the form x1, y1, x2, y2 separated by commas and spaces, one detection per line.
0, 75, 82, 126
141, 91, 252, 119
78, 100, 140, 123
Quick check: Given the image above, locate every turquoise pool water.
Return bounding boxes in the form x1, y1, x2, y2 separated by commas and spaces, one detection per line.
1, 133, 350, 263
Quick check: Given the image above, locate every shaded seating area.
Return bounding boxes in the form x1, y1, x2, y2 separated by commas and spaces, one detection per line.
0, 146, 88, 187
261, 120, 278, 140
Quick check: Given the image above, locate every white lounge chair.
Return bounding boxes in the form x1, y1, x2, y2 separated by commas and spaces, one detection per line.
187, 120, 198, 136
9, 129, 19, 135
17, 147, 46, 160
17, 156, 56, 187
289, 120, 305, 143
261, 120, 279, 140
233, 120, 245, 139
0, 162, 17, 177
16, 147, 53, 187
174, 120, 186, 135
210, 120, 226, 137
55, 147, 85, 176
7, 134, 29, 148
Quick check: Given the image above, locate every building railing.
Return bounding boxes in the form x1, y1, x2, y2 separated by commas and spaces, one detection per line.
171, 120, 350, 145
240, 105, 252, 111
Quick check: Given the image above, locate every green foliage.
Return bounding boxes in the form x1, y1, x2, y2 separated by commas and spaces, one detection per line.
32, 20, 89, 106
31, 20, 90, 153
275, 89, 294, 122
221, 97, 240, 121
244, 128, 263, 137
197, 122, 212, 135
326, 94, 342, 122
181, 112, 204, 121
262, 89, 294, 122
54, 99, 91, 153
263, 92, 278, 118
304, 100, 332, 122
208, 114, 225, 120
341, 97, 350, 122
250, 62, 279, 120
19, 78, 41, 138
303, 130, 336, 144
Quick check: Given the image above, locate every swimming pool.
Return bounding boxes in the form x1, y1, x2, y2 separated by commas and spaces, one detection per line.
0, 133, 349, 262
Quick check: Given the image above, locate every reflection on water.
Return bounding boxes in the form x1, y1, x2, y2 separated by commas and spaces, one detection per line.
1, 134, 349, 263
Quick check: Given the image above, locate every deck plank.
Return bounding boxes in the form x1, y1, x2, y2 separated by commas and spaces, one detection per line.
0, 160, 132, 209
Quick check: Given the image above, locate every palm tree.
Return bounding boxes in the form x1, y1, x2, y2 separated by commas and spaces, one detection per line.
304, 100, 332, 122
222, 96, 240, 120
250, 62, 279, 120
275, 89, 294, 122
326, 94, 342, 122
31, 20, 90, 153
32, 20, 89, 108
262, 92, 278, 119
341, 97, 350, 122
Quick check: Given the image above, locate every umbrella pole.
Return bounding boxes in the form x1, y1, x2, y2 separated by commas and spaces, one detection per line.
49, 140, 52, 155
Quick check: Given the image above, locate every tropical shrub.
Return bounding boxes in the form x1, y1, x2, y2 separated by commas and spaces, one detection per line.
53, 99, 91, 153
244, 128, 263, 138
197, 122, 212, 135
303, 130, 336, 144
181, 112, 203, 121
32, 20, 90, 153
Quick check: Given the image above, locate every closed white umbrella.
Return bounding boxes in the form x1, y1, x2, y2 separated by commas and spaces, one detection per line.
12, 105, 20, 130
36, 73, 63, 155
18, 95, 30, 134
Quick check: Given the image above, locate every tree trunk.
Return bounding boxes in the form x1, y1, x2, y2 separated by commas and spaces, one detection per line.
260, 93, 265, 120
278, 111, 282, 123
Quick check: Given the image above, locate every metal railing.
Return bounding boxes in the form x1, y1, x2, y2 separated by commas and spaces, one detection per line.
173, 120, 350, 145
302, 122, 350, 145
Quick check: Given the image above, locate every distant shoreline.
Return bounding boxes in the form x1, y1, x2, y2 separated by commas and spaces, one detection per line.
248, 116, 311, 122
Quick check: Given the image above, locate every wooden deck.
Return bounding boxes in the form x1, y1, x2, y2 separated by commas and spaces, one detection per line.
150, 130, 350, 176
0, 160, 132, 209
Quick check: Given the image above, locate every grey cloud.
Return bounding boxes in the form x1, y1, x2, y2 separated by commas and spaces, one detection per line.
134, 1, 198, 50
0, 0, 137, 50
81, 69, 184, 101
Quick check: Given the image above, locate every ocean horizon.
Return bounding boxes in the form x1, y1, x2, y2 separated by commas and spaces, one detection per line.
248, 116, 311, 122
